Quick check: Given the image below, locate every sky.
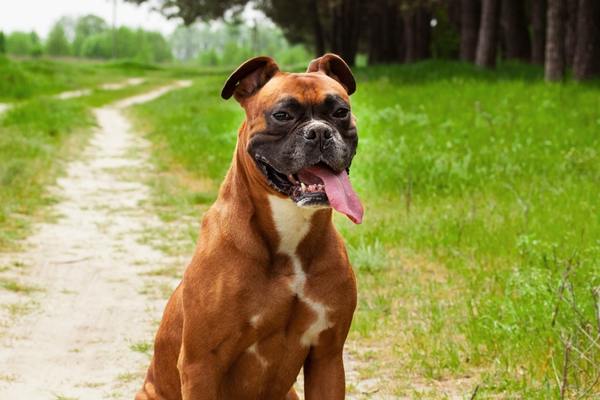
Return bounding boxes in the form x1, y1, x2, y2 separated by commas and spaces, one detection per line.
0, 0, 181, 38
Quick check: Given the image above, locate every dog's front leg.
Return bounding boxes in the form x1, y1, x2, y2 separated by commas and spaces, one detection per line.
303, 350, 345, 400
178, 346, 222, 400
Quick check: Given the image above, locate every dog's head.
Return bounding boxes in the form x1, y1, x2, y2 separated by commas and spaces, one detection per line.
222, 54, 362, 223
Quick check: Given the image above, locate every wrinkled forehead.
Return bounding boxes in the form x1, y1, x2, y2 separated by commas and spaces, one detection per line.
254, 72, 350, 109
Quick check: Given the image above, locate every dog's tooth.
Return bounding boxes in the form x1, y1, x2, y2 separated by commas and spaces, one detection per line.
301, 182, 306, 191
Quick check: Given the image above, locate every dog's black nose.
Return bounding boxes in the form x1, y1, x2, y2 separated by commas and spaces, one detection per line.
304, 124, 333, 147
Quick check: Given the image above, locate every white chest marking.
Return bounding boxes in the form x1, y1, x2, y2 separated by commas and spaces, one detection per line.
249, 314, 261, 328
268, 195, 333, 347
246, 342, 268, 368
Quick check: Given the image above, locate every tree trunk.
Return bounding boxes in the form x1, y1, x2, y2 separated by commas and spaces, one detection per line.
403, 4, 431, 63
368, 1, 403, 64
460, 0, 480, 62
545, 0, 566, 81
501, 0, 531, 61
415, 6, 431, 60
310, 0, 325, 56
475, 0, 500, 68
573, 0, 600, 79
367, 2, 384, 64
403, 9, 416, 62
565, 0, 578, 66
531, 0, 547, 64
330, 0, 361, 66
447, 0, 462, 32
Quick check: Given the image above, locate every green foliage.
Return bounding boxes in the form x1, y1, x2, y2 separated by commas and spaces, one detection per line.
0, 32, 6, 54
4, 14, 171, 62
0, 57, 160, 101
6, 31, 43, 57
134, 75, 241, 181
73, 15, 108, 56
81, 27, 172, 63
0, 99, 93, 247
46, 22, 72, 56
182, 21, 310, 67
134, 61, 600, 396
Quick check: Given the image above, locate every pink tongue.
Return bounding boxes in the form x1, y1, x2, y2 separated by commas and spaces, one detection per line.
301, 166, 364, 224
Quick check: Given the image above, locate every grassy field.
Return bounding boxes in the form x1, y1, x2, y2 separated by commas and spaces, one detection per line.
0, 57, 178, 248
132, 61, 600, 398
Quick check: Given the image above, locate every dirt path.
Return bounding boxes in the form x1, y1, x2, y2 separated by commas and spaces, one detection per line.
0, 82, 190, 399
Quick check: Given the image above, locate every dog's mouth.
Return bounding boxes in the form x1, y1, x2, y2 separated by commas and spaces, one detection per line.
255, 157, 363, 224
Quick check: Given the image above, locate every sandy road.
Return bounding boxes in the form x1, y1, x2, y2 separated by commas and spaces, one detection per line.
0, 82, 190, 399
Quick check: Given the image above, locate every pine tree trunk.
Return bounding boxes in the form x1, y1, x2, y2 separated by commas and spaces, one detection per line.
367, 2, 384, 64
368, 1, 403, 64
475, 0, 500, 68
460, 0, 480, 62
545, 0, 566, 81
403, 9, 417, 62
415, 6, 431, 60
330, 0, 361, 66
404, 4, 431, 63
501, 0, 531, 60
531, 0, 547, 64
565, 0, 578, 66
310, 0, 325, 56
573, 0, 600, 79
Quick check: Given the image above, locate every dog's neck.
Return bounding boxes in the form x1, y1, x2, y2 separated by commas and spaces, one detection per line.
211, 136, 334, 263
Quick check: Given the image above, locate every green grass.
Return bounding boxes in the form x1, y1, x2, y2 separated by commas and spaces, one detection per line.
0, 56, 178, 248
0, 278, 40, 294
130, 341, 152, 355
133, 60, 600, 398
0, 55, 179, 102
0, 98, 93, 248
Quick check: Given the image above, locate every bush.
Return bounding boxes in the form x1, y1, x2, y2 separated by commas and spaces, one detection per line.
6, 31, 43, 57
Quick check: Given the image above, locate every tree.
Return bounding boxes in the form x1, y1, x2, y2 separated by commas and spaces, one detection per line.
309, 0, 325, 56
403, 2, 432, 63
170, 25, 203, 61
545, 0, 567, 81
564, 0, 578, 66
329, 0, 362, 65
475, 0, 500, 68
459, 0, 480, 62
531, 0, 546, 64
572, 0, 600, 79
501, 0, 530, 61
6, 31, 41, 57
257, 0, 322, 56
0, 32, 5, 54
46, 22, 72, 56
126, 0, 246, 25
367, 1, 404, 64
73, 15, 108, 56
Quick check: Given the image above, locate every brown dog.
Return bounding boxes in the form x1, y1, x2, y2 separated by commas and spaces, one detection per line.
135, 53, 363, 400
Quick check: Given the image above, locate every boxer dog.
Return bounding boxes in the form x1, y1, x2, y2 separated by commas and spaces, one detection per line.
136, 53, 363, 400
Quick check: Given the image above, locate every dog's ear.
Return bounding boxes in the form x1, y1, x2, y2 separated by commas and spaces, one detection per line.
306, 53, 356, 95
221, 56, 280, 101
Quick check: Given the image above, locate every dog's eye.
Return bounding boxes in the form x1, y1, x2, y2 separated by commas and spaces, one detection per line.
272, 111, 292, 121
333, 108, 349, 118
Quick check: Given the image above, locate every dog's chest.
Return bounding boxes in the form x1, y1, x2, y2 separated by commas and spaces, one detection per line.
266, 195, 333, 347
221, 197, 335, 398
